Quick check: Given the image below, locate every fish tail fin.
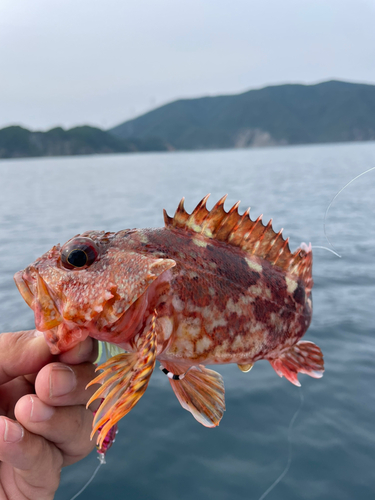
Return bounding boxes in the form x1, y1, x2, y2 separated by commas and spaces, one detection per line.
269, 340, 324, 387
160, 361, 225, 427
87, 311, 158, 448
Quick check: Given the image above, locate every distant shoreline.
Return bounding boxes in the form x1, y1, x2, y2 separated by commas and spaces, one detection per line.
1, 136, 375, 162
2, 80, 375, 160
0, 125, 170, 160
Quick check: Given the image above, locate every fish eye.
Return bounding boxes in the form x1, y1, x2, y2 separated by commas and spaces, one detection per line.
61, 237, 99, 270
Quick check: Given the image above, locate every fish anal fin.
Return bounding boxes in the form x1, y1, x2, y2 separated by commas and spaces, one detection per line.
269, 340, 324, 387
87, 312, 158, 448
163, 195, 312, 286
161, 361, 225, 428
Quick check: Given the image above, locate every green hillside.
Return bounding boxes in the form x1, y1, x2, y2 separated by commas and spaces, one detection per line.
110, 80, 375, 149
3, 80, 375, 159
0, 125, 168, 159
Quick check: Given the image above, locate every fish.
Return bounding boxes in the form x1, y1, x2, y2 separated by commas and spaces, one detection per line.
14, 195, 324, 448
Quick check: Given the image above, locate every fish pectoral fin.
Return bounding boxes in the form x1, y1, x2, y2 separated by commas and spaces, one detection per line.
269, 340, 324, 387
161, 361, 225, 428
87, 311, 158, 448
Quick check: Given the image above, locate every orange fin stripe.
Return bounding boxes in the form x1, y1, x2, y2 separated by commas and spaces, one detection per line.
87, 311, 158, 449
162, 361, 226, 428
87, 354, 136, 389
269, 340, 324, 387
92, 353, 136, 372
86, 366, 134, 409
164, 195, 312, 283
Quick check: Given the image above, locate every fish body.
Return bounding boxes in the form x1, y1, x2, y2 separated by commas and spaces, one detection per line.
99, 226, 312, 367
14, 196, 323, 445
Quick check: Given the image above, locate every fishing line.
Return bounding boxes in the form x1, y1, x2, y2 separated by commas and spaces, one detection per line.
69, 454, 106, 500
255, 166, 374, 499
310, 245, 341, 257
323, 165, 375, 257
257, 389, 304, 500
67, 170, 370, 498
69, 343, 120, 500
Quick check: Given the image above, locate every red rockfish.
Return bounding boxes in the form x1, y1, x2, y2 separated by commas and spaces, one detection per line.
14, 195, 324, 447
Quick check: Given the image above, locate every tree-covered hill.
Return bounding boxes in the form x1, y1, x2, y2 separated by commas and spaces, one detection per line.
3, 80, 375, 159
110, 80, 375, 149
0, 125, 168, 159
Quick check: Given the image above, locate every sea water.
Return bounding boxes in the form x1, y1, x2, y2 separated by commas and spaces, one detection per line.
1, 142, 375, 500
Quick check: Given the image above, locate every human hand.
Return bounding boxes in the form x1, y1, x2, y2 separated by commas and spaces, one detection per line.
0, 330, 99, 500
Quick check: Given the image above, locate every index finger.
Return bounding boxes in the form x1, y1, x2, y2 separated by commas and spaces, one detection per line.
0, 330, 53, 385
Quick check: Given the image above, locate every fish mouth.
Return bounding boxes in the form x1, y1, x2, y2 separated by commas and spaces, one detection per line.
14, 270, 35, 309
14, 266, 150, 354
14, 267, 63, 331
14, 267, 89, 354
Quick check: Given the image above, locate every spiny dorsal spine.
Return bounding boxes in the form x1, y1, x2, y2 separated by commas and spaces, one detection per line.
163, 194, 312, 283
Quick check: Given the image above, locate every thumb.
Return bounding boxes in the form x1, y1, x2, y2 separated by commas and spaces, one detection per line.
0, 330, 53, 385
0, 417, 62, 500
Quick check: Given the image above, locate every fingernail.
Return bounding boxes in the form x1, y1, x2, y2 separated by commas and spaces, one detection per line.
50, 365, 76, 397
4, 419, 24, 443
29, 396, 55, 422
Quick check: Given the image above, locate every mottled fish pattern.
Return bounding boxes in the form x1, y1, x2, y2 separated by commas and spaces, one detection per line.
14, 195, 324, 446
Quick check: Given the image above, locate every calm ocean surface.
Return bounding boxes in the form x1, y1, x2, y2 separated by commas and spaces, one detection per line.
1, 142, 375, 500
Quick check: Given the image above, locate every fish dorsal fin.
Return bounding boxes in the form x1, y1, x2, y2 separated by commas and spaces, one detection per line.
163, 195, 312, 286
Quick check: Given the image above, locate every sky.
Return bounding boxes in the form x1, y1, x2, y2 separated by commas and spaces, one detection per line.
1, 0, 375, 131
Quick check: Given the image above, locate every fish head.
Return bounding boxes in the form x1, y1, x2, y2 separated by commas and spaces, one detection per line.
15, 230, 175, 354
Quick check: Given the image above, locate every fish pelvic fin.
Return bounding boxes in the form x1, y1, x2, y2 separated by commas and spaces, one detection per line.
160, 361, 225, 428
87, 311, 158, 448
269, 340, 324, 387
163, 195, 312, 287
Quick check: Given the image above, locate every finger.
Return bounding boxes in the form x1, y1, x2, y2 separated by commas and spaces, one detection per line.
0, 416, 62, 499
35, 362, 99, 408
15, 395, 96, 466
0, 377, 33, 419
24, 337, 98, 385
58, 336, 98, 365
0, 331, 53, 385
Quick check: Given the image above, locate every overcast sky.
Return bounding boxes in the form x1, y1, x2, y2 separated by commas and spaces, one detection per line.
1, 0, 375, 131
